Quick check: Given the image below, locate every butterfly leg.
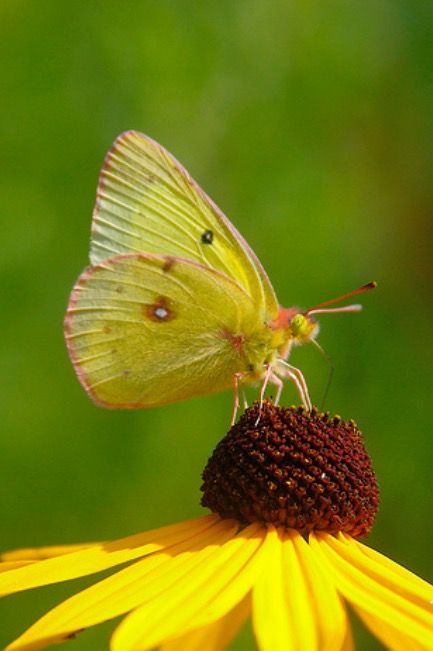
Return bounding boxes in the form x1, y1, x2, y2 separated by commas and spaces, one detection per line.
254, 364, 273, 425
270, 372, 284, 405
275, 361, 312, 411
231, 372, 243, 427
259, 364, 273, 404
289, 364, 312, 410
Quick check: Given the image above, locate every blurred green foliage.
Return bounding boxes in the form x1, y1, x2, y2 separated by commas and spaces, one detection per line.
1, 1, 432, 649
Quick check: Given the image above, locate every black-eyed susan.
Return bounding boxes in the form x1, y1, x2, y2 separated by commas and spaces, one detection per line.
1, 403, 432, 650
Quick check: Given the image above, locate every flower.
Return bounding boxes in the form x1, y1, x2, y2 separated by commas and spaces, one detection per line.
1, 404, 432, 650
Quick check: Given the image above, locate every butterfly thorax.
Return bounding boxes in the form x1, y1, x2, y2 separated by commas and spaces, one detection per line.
238, 307, 319, 383
240, 318, 292, 384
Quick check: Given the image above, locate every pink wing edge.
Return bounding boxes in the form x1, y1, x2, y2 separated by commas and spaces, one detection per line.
64, 262, 124, 409
64, 251, 248, 410
90, 130, 279, 314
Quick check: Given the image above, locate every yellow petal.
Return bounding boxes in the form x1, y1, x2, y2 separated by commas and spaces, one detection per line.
4, 517, 235, 651
291, 533, 350, 650
339, 624, 355, 651
160, 595, 250, 651
110, 523, 265, 651
252, 527, 292, 651
310, 533, 433, 650
0, 514, 218, 597
182, 530, 265, 631
342, 533, 433, 597
0, 562, 35, 573
252, 528, 349, 651
354, 605, 428, 651
1, 543, 96, 562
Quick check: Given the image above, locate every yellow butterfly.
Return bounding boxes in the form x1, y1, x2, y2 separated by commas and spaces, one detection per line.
65, 131, 375, 422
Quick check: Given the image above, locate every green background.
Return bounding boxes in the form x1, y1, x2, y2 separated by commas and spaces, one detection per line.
1, 2, 432, 649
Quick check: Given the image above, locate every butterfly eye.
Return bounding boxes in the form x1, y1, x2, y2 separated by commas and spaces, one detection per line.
201, 229, 214, 244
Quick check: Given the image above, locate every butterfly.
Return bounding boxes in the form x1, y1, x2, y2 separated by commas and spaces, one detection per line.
65, 131, 375, 423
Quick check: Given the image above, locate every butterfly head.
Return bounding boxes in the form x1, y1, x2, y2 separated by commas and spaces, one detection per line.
272, 282, 377, 353
270, 307, 319, 351
289, 312, 320, 345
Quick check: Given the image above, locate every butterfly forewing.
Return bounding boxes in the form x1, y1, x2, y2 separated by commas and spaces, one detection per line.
65, 253, 263, 408
90, 131, 278, 320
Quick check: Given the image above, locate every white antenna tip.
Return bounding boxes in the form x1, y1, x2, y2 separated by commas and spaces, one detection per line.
308, 304, 363, 316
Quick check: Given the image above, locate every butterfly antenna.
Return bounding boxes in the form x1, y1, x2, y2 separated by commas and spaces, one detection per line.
311, 338, 334, 410
306, 281, 377, 316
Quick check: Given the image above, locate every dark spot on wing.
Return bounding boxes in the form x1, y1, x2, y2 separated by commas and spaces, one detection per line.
163, 256, 176, 272
201, 229, 213, 244
103, 325, 112, 334
115, 285, 124, 293
144, 296, 175, 322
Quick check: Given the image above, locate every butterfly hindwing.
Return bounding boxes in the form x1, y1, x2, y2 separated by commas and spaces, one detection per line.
65, 253, 263, 407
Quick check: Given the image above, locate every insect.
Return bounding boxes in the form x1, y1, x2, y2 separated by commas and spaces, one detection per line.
65, 131, 375, 423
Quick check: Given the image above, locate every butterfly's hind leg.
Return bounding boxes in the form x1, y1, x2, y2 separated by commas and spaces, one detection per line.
275, 360, 312, 411
254, 368, 285, 426
254, 364, 274, 425
230, 372, 244, 427
259, 364, 273, 405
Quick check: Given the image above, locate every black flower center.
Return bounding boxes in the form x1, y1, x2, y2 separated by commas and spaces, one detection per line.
201, 402, 379, 538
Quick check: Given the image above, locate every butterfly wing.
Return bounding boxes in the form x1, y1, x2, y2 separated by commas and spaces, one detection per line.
90, 131, 279, 320
65, 253, 263, 408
